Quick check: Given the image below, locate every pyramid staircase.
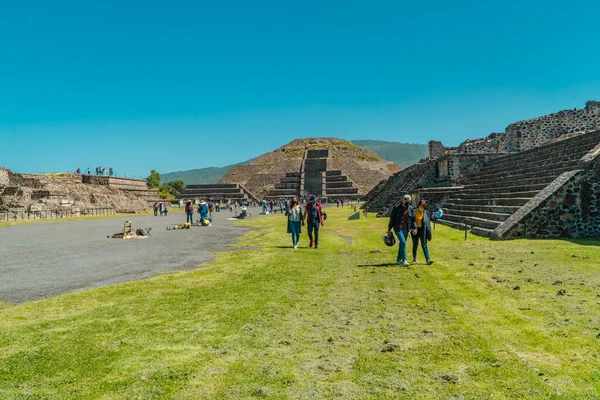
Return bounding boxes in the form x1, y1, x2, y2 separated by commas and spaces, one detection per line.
264, 172, 301, 200
323, 170, 359, 201
177, 184, 258, 203
361, 160, 435, 217
439, 130, 600, 237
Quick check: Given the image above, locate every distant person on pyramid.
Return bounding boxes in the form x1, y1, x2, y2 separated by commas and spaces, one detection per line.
387, 194, 416, 267
302, 196, 324, 249
286, 199, 303, 249
411, 199, 434, 265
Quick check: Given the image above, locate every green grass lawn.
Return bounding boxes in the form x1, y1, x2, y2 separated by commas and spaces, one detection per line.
0, 208, 599, 399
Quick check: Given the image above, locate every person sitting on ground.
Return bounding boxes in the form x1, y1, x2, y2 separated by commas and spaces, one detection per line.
411, 199, 434, 265
387, 194, 416, 267
286, 199, 302, 249
239, 205, 248, 219
198, 200, 209, 224
185, 201, 194, 224
302, 196, 324, 249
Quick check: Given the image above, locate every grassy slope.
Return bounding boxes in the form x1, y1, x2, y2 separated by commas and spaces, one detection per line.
0, 209, 599, 399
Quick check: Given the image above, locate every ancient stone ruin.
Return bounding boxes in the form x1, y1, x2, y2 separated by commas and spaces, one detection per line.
363, 101, 600, 239
176, 184, 259, 203
0, 168, 160, 217
183, 138, 400, 201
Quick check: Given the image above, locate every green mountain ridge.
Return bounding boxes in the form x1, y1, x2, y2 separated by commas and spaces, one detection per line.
162, 140, 427, 184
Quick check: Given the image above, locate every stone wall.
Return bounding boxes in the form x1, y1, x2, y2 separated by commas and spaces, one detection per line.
0, 168, 9, 187
456, 132, 509, 154
436, 154, 502, 185
491, 147, 600, 239
428, 141, 446, 160
506, 101, 600, 152
429, 101, 600, 159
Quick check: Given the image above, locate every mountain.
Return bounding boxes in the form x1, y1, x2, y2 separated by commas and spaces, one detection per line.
161, 159, 254, 184
351, 140, 428, 168
162, 140, 427, 185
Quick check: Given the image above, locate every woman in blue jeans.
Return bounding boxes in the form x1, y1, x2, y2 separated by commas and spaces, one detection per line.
286, 199, 302, 249
387, 194, 416, 267
411, 199, 434, 265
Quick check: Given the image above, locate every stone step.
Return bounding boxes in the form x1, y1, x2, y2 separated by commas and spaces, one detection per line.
275, 183, 300, 189
326, 188, 359, 195
325, 176, 348, 182
185, 184, 238, 189
474, 162, 579, 183
478, 152, 585, 176
442, 214, 501, 230
326, 170, 342, 176
442, 207, 512, 222
326, 181, 354, 188
471, 226, 495, 237
479, 135, 600, 171
443, 202, 521, 214
1, 186, 21, 196
281, 177, 301, 184
465, 174, 558, 191
438, 214, 506, 238
446, 197, 531, 207
461, 182, 546, 195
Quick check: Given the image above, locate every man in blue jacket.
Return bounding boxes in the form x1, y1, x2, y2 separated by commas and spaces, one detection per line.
387, 194, 416, 266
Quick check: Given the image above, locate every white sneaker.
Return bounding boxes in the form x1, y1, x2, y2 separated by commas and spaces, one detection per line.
293, 245, 298, 249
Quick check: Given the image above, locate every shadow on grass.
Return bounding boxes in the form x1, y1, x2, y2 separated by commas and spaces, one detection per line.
269, 246, 310, 249
565, 238, 600, 247
357, 263, 398, 268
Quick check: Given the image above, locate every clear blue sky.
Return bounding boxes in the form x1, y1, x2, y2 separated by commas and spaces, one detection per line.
1, 1, 599, 177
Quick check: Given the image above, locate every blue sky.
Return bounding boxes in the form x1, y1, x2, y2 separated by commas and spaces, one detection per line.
1, 1, 599, 177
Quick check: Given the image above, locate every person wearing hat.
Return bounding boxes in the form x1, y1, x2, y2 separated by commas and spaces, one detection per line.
387, 194, 416, 266
198, 200, 209, 224
240, 205, 248, 219
302, 195, 324, 249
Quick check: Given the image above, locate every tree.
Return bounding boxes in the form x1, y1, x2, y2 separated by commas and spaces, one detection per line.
158, 180, 186, 198
146, 170, 160, 189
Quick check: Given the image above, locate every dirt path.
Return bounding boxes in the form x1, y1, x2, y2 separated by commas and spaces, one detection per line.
0, 207, 261, 303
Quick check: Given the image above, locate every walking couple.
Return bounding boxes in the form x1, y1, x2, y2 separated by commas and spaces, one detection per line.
387, 194, 433, 266
286, 196, 324, 249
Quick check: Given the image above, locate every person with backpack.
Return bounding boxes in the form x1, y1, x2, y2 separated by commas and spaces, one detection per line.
387, 194, 416, 267
302, 196, 324, 249
286, 199, 303, 249
185, 201, 194, 224
411, 199, 434, 265
153, 202, 159, 217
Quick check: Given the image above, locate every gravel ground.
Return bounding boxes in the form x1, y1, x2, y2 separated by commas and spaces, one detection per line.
0, 207, 263, 303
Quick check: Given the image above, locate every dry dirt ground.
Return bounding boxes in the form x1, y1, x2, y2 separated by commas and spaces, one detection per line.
0, 207, 261, 303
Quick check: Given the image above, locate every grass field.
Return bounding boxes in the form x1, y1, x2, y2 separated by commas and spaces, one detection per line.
0, 208, 599, 399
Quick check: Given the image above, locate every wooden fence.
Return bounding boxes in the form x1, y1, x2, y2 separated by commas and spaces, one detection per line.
0, 208, 116, 222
